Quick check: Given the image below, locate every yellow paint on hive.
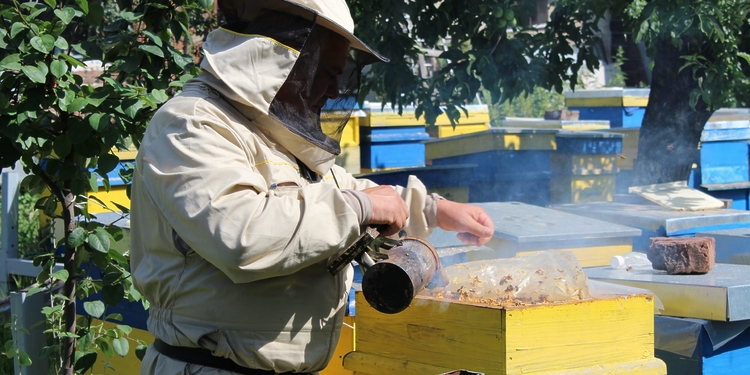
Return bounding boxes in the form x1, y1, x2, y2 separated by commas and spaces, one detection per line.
363, 109, 490, 127
551, 154, 618, 175
347, 354, 665, 375
551, 175, 616, 204
88, 186, 131, 213
565, 97, 623, 107
321, 316, 356, 375
434, 123, 490, 138
587, 279, 730, 321
515, 244, 633, 268
623, 96, 649, 107
348, 293, 659, 375
425, 132, 556, 160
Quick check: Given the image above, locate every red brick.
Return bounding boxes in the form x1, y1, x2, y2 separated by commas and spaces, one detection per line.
648, 237, 716, 274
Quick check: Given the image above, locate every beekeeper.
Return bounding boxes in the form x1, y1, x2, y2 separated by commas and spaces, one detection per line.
129, 0, 495, 374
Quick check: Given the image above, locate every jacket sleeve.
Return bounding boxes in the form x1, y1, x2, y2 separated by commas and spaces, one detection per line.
137, 108, 361, 284
328, 165, 436, 239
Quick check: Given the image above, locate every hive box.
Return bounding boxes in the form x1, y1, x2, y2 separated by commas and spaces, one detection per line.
344, 292, 666, 375
565, 88, 650, 128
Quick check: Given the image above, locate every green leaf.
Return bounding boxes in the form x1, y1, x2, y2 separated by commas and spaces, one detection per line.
85, 1, 104, 26
50, 269, 69, 282
142, 30, 163, 47
30, 35, 55, 54
135, 344, 148, 361
54, 7, 76, 25
150, 89, 169, 104
122, 98, 144, 119
74, 0, 88, 13
137, 44, 164, 58
88, 172, 99, 193
60, 53, 86, 68
116, 325, 132, 335
50, 59, 68, 78
53, 135, 72, 157
120, 11, 142, 22
83, 300, 105, 318
97, 338, 114, 358
102, 283, 125, 307
69, 227, 86, 248
108, 248, 128, 265
18, 351, 32, 366
739, 52, 750, 65
10, 22, 26, 38
198, 0, 214, 9
113, 337, 129, 357
98, 153, 119, 173
44, 0, 56, 8
67, 97, 88, 113
88, 227, 111, 253
74, 351, 97, 372
21, 66, 46, 84
0, 54, 22, 70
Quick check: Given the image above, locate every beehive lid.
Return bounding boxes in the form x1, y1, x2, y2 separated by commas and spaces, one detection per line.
427, 201, 641, 248
628, 181, 726, 211
501, 118, 611, 130
585, 263, 750, 321
550, 202, 750, 236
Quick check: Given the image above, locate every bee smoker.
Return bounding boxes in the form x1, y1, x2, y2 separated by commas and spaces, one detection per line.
327, 227, 443, 314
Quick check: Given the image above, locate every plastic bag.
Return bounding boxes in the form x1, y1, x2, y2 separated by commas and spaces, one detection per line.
421, 250, 591, 307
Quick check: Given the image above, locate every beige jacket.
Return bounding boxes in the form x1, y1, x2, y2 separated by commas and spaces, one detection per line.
130, 28, 436, 373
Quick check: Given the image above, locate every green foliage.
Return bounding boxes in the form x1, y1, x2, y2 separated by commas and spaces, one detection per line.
350, 0, 624, 125
605, 46, 628, 88
482, 87, 564, 125
624, 0, 750, 109
0, 0, 215, 373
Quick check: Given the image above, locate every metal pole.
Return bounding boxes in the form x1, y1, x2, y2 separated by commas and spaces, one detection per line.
10, 290, 49, 375
1, 172, 20, 297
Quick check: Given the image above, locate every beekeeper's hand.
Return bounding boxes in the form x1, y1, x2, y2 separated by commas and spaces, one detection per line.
436, 200, 494, 246
362, 185, 409, 236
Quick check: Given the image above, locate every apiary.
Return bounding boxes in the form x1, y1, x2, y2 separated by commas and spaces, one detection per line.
426, 202, 641, 267
345, 276, 665, 375
550, 202, 750, 251
565, 88, 649, 128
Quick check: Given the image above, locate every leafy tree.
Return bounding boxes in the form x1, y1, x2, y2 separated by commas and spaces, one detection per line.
351, 0, 750, 185
0, 0, 214, 373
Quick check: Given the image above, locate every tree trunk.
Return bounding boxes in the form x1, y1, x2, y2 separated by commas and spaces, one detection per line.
62, 189, 76, 375
632, 39, 714, 186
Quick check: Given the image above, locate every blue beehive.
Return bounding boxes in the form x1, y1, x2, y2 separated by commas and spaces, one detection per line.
564, 88, 649, 128
359, 125, 429, 171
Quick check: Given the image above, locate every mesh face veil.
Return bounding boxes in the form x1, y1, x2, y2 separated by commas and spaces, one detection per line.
219, 0, 384, 156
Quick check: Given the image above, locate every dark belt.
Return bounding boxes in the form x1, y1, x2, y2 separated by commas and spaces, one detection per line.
153, 339, 303, 375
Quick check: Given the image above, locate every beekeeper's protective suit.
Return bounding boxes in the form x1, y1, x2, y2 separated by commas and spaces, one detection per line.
130, 0, 493, 374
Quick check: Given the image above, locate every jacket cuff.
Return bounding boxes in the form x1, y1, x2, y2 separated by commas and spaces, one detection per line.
341, 189, 373, 225
424, 192, 445, 228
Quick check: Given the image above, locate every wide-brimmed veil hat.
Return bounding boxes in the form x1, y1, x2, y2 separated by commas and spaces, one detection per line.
219, 0, 388, 64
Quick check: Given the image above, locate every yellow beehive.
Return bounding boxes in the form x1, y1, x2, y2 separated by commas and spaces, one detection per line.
551, 174, 616, 204
428, 122, 490, 138
363, 105, 490, 128
345, 293, 665, 375
322, 116, 361, 147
